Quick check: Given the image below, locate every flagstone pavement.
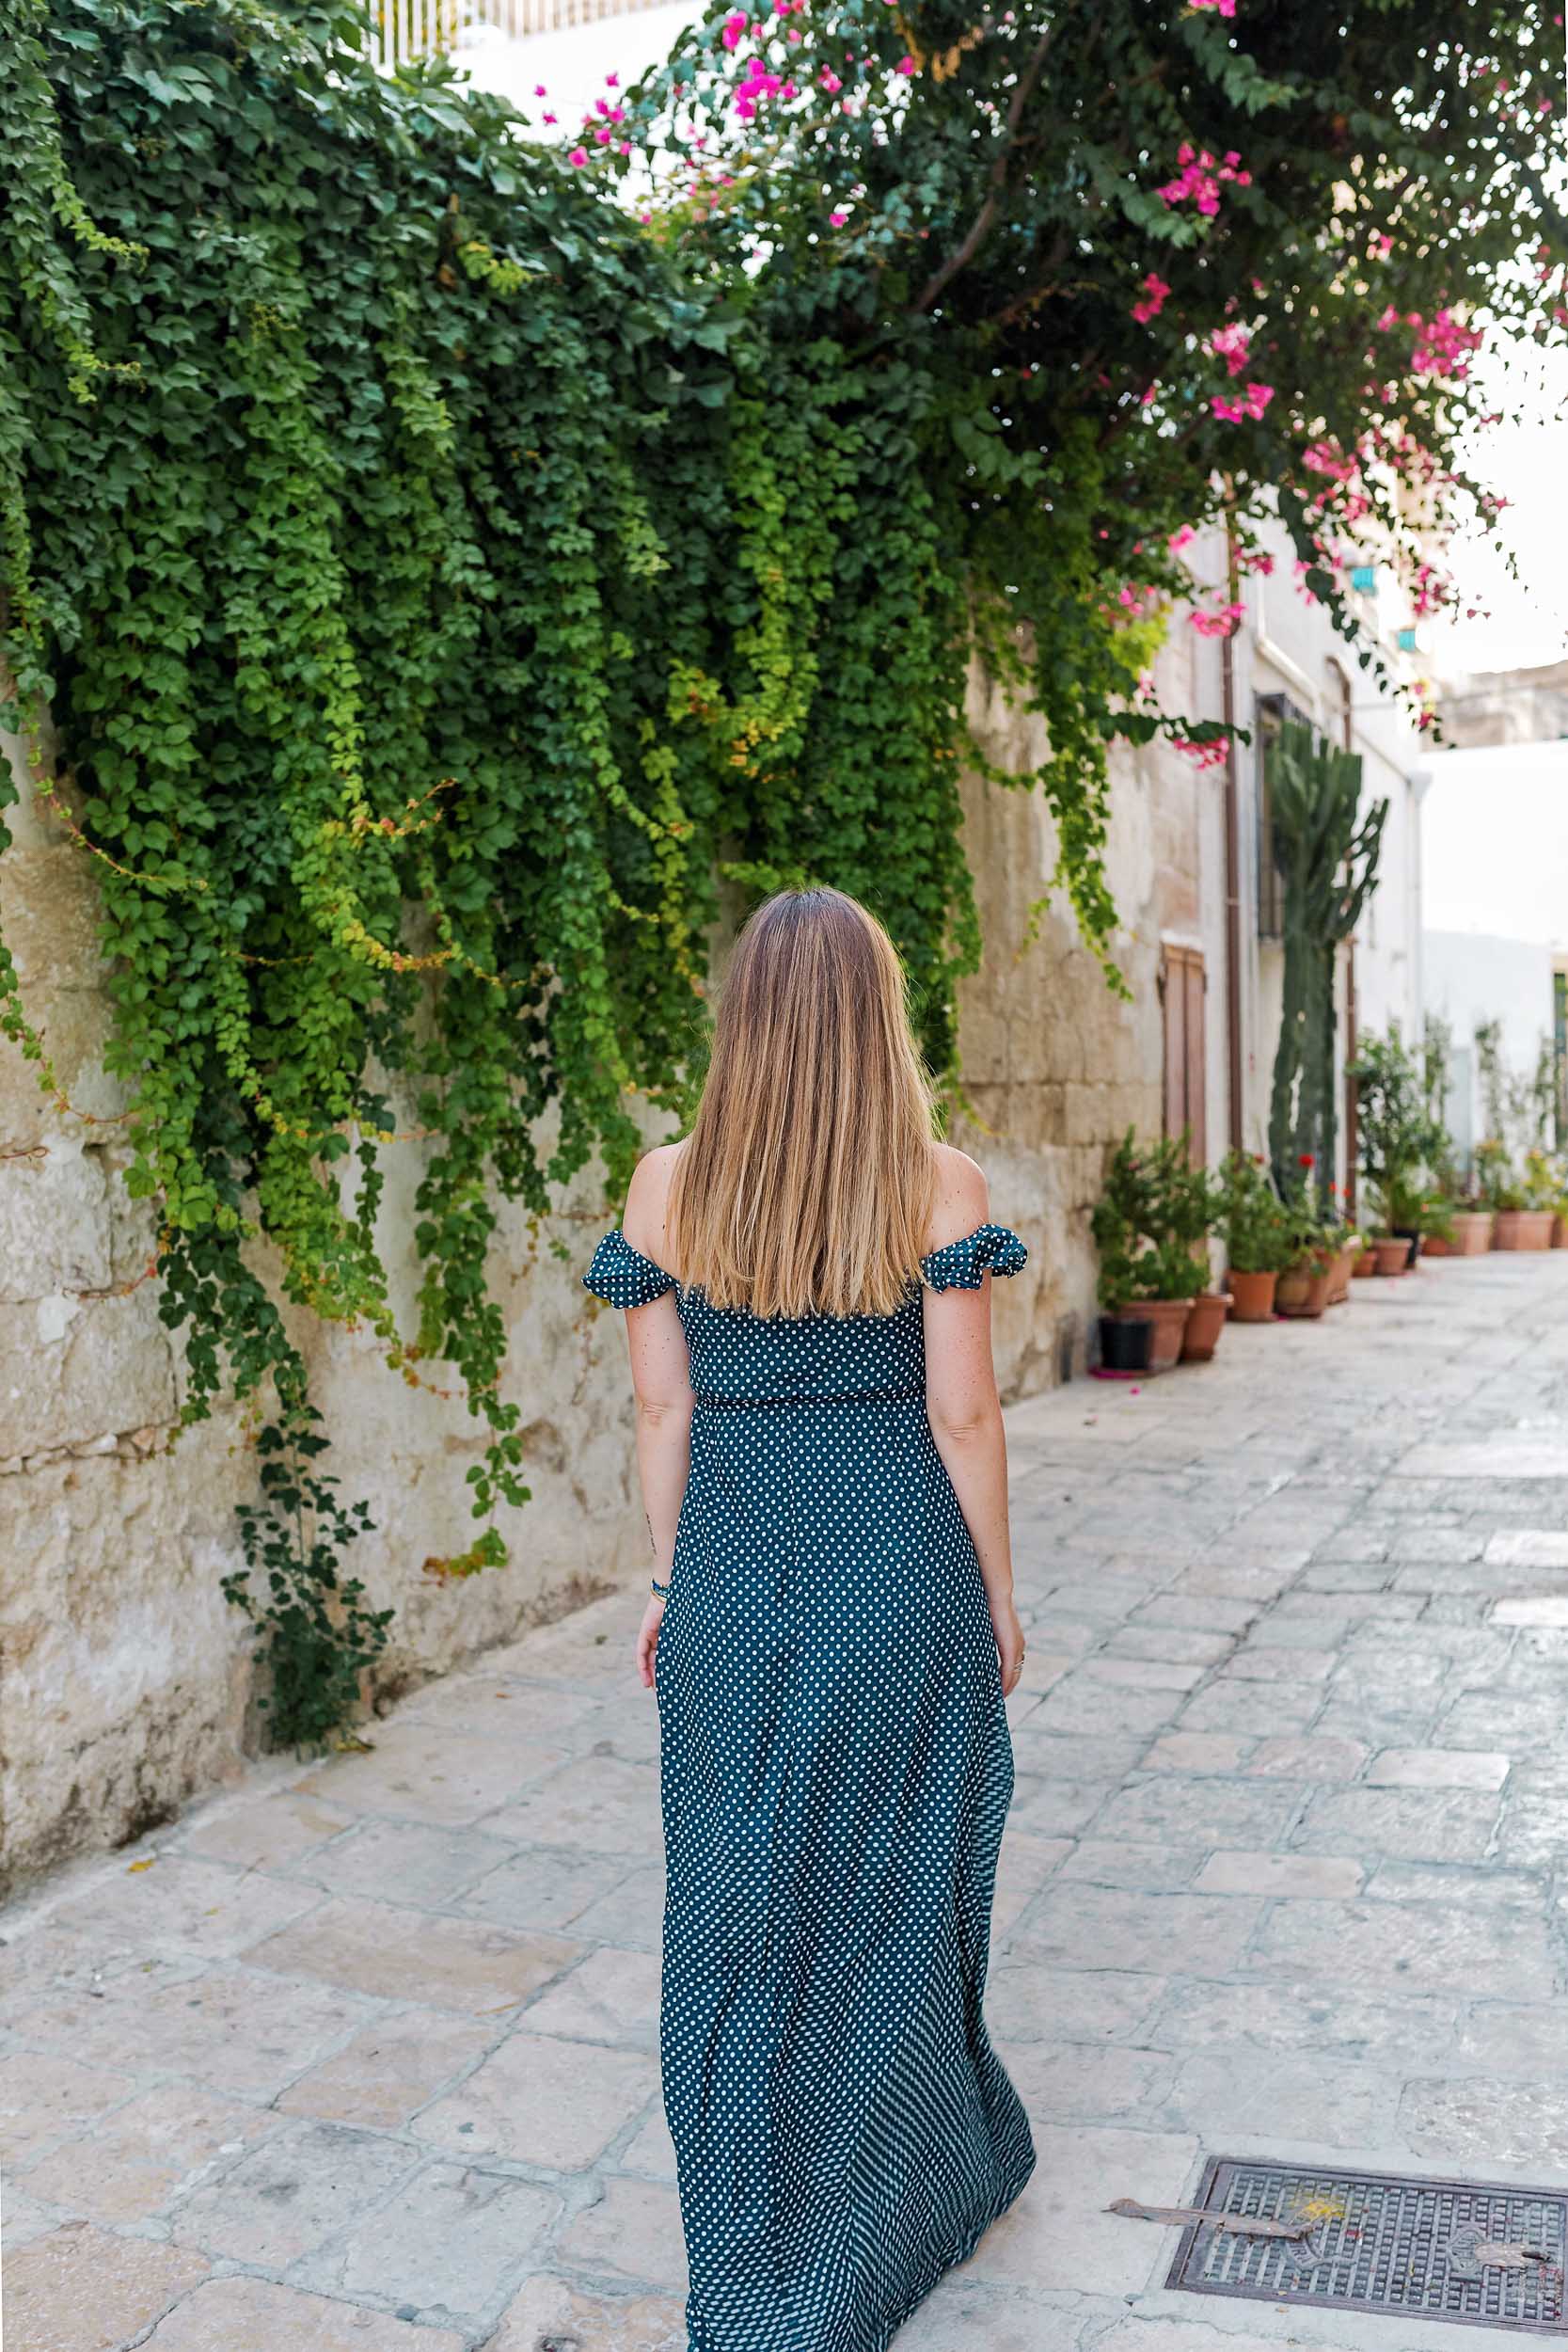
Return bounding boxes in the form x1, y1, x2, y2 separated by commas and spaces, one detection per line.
5, 1250, 1568, 2352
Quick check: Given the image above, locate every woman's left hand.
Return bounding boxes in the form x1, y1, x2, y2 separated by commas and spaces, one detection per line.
637, 1592, 667, 1690
991, 1597, 1026, 1697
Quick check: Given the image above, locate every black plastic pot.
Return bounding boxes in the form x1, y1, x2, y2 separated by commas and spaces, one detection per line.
1099, 1313, 1153, 1373
1392, 1227, 1421, 1265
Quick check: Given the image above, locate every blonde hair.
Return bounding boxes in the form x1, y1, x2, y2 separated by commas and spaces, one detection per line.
668, 888, 937, 1320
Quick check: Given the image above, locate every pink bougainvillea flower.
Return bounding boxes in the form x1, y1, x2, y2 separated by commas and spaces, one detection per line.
819, 67, 842, 90
721, 9, 748, 45
1168, 524, 1196, 553
542, 110, 557, 123
1132, 270, 1170, 324
1212, 381, 1273, 421
533, 82, 547, 95
1190, 599, 1246, 637
1174, 736, 1228, 770
605, 69, 619, 84
1210, 322, 1251, 376
830, 209, 847, 225
1188, 0, 1237, 12
895, 54, 917, 72
567, 146, 588, 166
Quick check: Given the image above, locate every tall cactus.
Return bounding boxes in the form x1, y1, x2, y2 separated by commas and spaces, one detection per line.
1267, 719, 1387, 1193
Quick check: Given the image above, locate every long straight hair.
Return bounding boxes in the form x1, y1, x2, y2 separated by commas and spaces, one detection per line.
667, 889, 938, 1319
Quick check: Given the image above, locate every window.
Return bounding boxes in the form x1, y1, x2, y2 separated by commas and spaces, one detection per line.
1255, 691, 1310, 940
1162, 945, 1207, 1164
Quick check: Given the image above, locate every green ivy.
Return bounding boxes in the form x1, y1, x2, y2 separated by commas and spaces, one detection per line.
1, 0, 1561, 1737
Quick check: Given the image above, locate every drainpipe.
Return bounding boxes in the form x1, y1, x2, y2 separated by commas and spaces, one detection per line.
1344, 937, 1358, 1223
1221, 513, 1244, 1155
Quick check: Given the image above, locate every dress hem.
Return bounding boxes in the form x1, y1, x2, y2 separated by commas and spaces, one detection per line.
682, 2144, 1037, 2352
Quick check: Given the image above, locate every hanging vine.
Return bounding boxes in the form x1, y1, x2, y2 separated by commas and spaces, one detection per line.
1, 0, 1562, 1740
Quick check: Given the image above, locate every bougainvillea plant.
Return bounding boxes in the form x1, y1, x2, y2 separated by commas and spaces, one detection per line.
1, 0, 1562, 1733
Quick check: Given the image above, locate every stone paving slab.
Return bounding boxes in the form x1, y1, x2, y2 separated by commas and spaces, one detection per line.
4, 1252, 1568, 2349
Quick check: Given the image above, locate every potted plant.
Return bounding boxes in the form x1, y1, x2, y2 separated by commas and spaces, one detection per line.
1180, 1281, 1233, 1361
1121, 1240, 1200, 1371
1361, 1184, 1416, 1273
1275, 1172, 1337, 1316
1090, 1136, 1156, 1372
1091, 1133, 1213, 1372
1482, 1144, 1552, 1250
1322, 1189, 1363, 1302
1092, 1235, 1154, 1373
1216, 1151, 1290, 1322
1507, 1148, 1563, 1251
1350, 1025, 1447, 1272
1418, 1016, 1467, 1256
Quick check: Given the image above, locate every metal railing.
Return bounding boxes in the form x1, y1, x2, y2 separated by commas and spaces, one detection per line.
371, 0, 673, 70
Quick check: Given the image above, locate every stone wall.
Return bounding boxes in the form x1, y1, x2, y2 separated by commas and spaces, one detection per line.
0, 651, 1217, 1891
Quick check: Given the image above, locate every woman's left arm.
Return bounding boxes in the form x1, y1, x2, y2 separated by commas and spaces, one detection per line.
622, 1149, 693, 1687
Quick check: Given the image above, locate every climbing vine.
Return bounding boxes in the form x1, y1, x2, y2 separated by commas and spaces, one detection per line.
1, 0, 1563, 1736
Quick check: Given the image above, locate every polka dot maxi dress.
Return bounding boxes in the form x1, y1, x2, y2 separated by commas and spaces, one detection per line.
584, 1221, 1036, 2350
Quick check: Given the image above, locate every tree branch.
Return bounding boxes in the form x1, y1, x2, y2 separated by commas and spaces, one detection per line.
908, 14, 1065, 316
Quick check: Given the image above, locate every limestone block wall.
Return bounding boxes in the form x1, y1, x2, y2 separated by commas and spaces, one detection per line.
0, 657, 1220, 1891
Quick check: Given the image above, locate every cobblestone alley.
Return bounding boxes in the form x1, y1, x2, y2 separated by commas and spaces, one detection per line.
5, 1249, 1568, 2352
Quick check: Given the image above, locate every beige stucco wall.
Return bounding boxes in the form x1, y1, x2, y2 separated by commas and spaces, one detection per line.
0, 644, 1220, 1891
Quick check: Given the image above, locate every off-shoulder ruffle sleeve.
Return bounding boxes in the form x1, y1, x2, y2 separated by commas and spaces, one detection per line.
919, 1221, 1028, 1293
583, 1229, 678, 1309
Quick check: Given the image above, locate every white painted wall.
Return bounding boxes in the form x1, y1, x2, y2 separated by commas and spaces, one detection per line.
1423, 929, 1558, 1163
1198, 514, 1430, 1180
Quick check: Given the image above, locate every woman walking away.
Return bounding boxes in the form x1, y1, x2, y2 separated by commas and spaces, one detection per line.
584, 887, 1035, 2351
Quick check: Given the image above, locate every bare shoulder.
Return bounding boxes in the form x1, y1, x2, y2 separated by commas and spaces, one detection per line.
623, 1138, 686, 1265
925, 1142, 991, 1254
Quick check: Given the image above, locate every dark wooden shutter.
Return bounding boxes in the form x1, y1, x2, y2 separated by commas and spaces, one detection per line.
1162, 946, 1208, 1166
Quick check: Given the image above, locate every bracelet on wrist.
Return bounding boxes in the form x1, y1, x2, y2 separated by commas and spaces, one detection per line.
650, 1575, 670, 1597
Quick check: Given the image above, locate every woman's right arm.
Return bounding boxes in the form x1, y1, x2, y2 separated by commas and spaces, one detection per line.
923, 1152, 1025, 1696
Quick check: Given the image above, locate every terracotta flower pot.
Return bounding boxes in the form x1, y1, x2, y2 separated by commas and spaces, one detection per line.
1227, 1268, 1277, 1323
1141, 1296, 1195, 1373
1421, 1233, 1454, 1258
1450, 1211, 1494, 1255
1493, 1209, 1555, 1251
1372, 1236, 1413, 1276
1352, 1248, 1378, 1278
1275, 1261, 1331, 1317
1553, 1216, 1568, 1250
1180, 1293, 1231, 1362
1325, 1243, 1358, 1303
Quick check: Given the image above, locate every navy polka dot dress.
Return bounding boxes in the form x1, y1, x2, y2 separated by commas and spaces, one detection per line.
584, 1222, 1036, 2350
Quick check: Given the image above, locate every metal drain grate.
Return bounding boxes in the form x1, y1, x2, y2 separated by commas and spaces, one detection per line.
1167, 2157, 1568, 2336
